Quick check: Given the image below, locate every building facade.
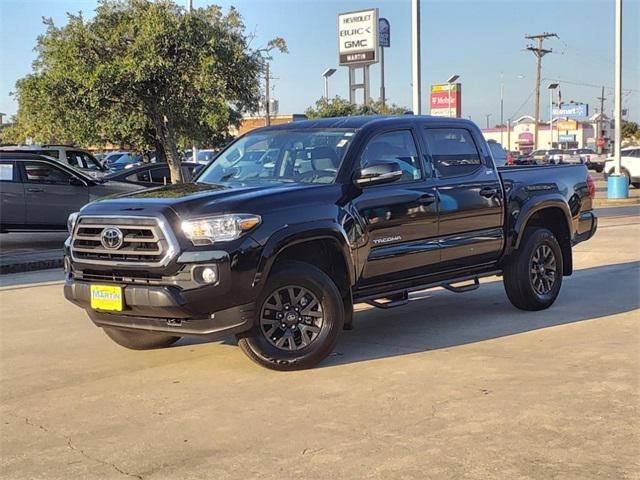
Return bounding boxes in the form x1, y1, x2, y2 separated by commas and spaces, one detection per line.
482, 115, 612, 153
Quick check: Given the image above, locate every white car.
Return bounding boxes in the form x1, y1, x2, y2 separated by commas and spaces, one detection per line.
0, 144, 108, 178
603, 147, 640, 188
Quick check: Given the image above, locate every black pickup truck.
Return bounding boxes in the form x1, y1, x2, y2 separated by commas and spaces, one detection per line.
64, 116, 597, 370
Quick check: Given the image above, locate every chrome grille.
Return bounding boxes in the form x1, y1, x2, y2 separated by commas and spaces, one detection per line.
70, 216, 176, 267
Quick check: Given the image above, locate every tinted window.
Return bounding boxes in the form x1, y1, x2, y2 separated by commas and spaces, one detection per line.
23, 162, 72, 184
487, 142, 507, 166
0, 162, 16, 181
150, 167, 171, 184
361, 130, 422, 181
124, 170, 152, 183
423, 128, 481, 178
31, 149, 59, 160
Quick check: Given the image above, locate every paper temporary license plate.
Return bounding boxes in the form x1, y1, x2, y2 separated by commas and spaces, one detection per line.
90, 285, 123, 311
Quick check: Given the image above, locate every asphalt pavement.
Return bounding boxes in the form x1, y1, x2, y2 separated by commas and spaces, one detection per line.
1, 214, 638, 479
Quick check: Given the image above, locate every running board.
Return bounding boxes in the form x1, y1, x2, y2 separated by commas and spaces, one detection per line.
358, 270, 500, 310
442, 277, 479, 293
365, 291, 409, 309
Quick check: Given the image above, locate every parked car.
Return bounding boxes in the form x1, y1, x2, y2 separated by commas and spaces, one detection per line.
0, 152, 142, 232
603, 147, 640, 188
530, 149, 563, 165
106, 152, 144, 172
63, 116, 597, 370
486, 140, 508, 167
512, 152, 536, 165
103, 162, 202, 187
196, 149, 218, 165
562, 149, 585, 165
0, 145, 108, 177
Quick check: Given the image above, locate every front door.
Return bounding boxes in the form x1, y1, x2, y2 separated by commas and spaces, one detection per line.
20, 160, 89, 227
351, 128, 439, 286
0, 160, 25, 226
421, 126, 504, 271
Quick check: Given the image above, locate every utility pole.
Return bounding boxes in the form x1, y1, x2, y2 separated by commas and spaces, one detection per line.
500, 73, 504, 146
525, 32, 558, 149
264, 62, 271, 127
411, 0, 421, 114
597, 86, 606, 154
187, 0, 196, 164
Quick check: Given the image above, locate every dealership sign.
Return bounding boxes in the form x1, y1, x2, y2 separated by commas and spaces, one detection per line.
553, 103, 589, 119
338, 9, 378, 66
378, 18, 390, 47
430, 83, 462, 117
558, 134, 576, 142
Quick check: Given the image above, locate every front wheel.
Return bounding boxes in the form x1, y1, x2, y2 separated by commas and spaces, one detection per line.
503, 227, 563, 311
238, 261, 344, 370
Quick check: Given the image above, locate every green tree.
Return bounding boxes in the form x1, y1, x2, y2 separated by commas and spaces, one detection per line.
10, 0, 286, 182
621, 120, 639, 140
305, 96, 408, 119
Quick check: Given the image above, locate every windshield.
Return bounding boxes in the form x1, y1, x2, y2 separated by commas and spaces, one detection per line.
114, 154, 141, 164
197, 129, 356, 185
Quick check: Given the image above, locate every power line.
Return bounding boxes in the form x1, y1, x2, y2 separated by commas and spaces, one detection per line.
525, 32, 559, 149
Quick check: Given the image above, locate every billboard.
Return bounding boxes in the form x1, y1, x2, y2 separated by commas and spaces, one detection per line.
430, 83, 462, 117
553, 103, 589, 119
338, 9, 378, 66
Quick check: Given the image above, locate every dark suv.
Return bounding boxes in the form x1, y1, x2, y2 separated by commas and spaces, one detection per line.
64, 116, 597, 370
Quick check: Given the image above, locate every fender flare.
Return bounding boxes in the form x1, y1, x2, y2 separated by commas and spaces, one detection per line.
252, 220, 355, 289
512, 197, 573, 250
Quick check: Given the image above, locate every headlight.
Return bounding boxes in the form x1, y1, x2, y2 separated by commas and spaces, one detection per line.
181, 214, 261, 245
67, 212, 80, 234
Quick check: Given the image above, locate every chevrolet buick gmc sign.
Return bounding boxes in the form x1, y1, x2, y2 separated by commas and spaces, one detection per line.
338, 9, 378, 66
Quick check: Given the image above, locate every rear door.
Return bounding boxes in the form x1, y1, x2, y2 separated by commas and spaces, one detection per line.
351, 128, 439, 285
421, 126, 504, 271
20, 160, 89, 226
0, 160, 25, 226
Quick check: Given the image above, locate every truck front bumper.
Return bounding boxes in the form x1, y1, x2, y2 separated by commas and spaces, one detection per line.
64, 279, 255, 338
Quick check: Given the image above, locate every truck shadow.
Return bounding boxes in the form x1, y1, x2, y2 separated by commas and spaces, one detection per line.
323, 260, 639, 368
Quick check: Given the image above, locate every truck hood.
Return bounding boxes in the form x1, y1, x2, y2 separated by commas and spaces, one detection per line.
81, 181, 336, 219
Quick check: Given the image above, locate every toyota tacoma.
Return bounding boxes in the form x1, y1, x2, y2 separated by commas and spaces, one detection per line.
64, 116, 597, 370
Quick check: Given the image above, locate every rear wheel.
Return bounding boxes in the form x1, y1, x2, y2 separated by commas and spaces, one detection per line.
503, 227, 563, 311
238, 261, 344, 371
103, 327, 180, 350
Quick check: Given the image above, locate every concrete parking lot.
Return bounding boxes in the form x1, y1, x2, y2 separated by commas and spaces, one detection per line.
1, 213, 638, 479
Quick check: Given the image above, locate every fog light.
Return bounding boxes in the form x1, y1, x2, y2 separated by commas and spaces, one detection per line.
193, 265, 218, 284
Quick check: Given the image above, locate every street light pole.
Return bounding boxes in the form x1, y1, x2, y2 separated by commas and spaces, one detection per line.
411, 0, 421, 114
322, 68, 336, 100
187, 0, 196, 163
500, 73, 504, 146
548, 83, 559, 148
609, 0, 627, 198
485, 114, 492, 129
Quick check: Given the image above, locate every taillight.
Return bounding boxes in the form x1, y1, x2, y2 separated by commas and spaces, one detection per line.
507, 153, 514, 165
586, 155, 590, 162
587, 174, 596, 199
559, 155, 563, 161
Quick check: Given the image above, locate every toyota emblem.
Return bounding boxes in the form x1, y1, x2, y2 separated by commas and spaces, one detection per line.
101, 227, 124, 250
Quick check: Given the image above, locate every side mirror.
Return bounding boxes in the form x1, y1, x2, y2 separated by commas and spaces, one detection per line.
353, 161, 403, 187
69, 177, 85, 187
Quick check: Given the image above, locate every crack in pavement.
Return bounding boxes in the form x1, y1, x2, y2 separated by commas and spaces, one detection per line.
13, 414, 143, 480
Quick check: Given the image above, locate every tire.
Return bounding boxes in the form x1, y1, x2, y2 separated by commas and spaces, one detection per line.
632, 183, 640, 189
503, 227, 563, 311
103, 327, 180, 350
238, 261, 344, 371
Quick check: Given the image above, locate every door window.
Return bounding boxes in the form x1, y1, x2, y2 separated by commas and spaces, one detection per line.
423, 128, 482, 178
125, 169, 152, 183
23, 162, 72, 184
0, 162, 16, 182
360, 130, 422, 181
150, 166, 171, 184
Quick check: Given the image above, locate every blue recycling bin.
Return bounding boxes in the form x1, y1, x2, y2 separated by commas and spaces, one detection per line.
607, 175, 629, 199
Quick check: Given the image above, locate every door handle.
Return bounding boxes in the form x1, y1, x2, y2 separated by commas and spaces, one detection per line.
479, 187, 498, 198
26, 188, 44, 193
418, 193, 436, 205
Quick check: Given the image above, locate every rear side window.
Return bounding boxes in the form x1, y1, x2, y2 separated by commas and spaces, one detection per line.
423, 128, 482, 178
0, 161, 16, 181
150, 167, 171, 184
31, 149, 59, 160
